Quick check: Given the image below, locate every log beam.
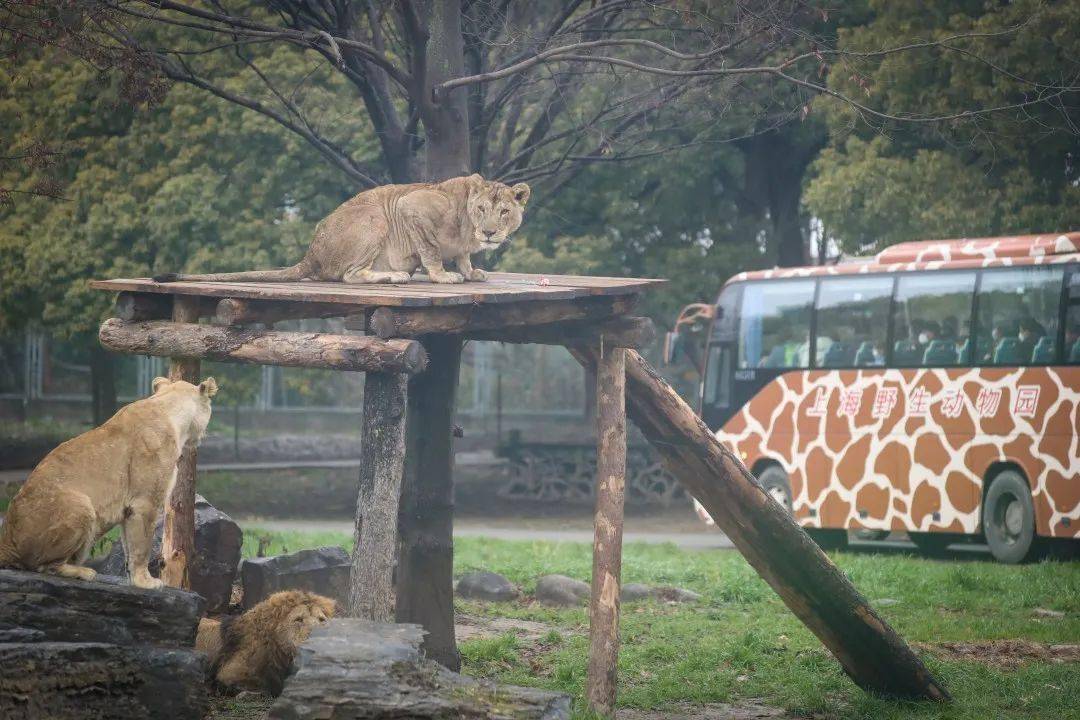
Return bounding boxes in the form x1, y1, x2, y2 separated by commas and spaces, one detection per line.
585, 347, 627, 717
369, 295, 638, 339
348, 372, 408, 622
99, 319, 427, 374
162, 296, 201, 590
570, 347, 949, 701
114, 292, 215, 321
213, 298, 364, 326
467, 316, 654, 349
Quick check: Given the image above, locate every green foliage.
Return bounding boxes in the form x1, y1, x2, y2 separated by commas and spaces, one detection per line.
807, 0, 1080, 252
1, 37, 370, 337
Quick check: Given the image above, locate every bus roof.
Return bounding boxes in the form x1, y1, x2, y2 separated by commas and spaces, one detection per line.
730, 232, 1080, 283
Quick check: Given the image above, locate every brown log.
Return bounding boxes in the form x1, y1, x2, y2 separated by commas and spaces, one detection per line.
213, 298, 364, 326
466, 316, 655, 349
161, 296, 201, 590
586, 347, 626, 717
396, 334, 461, 670
570, 348, 950, 702
368, 295, 638, 339
348, 372, 408, 622
115, 291, 173, 321
99, 319, 427, 374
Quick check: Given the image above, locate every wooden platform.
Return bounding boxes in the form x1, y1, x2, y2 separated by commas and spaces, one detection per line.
89, 272, 665, 307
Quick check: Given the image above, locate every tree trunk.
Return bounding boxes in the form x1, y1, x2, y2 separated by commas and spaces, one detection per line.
349, 372, 408, 622
569, 348, 950, 702
162, 297, 201, 590
89, 341, 117, 426
396, 334, 462, 670
586, 348, 626, 717
422, 0, 471, 181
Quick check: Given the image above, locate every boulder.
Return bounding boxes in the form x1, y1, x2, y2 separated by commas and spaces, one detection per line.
534, 574, 590, 607
654, 586, 702, 603
620, 583, 654, 602
241, 546, 350, 609
0, 569, 204, 646
0, 641, 207, 719
269, 618, 569, 719
0, 569, 208, 720
456, 571, 519, 602
88, 495, 242, 612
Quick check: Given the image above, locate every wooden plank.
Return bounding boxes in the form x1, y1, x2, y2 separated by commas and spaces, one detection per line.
348, 373, 408, 623
161, 296, 201, 590
570, 347, 950, 702
586, 347, 626, 718
99, 319, 428, 374
89, 271, 665, 308
396, 334, 461, 670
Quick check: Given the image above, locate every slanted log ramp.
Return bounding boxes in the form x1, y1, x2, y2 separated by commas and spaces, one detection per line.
91, 272, 947, 716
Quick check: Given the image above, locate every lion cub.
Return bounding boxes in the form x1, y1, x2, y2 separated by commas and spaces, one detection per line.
196, 590, 336, 696
0, 377, 217, 589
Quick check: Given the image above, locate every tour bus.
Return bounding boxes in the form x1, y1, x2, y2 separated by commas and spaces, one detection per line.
671, 233, 1080, 563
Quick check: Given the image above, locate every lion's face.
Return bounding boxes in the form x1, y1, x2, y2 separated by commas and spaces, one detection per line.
466, 177, 530, 251
277, 593, 335, 650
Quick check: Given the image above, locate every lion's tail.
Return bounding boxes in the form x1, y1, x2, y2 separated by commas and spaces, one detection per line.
153, 258, 312, 284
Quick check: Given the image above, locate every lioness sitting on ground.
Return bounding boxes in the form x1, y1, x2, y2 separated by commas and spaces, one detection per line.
154, 174, 529, 285
0, 377, 218, 589
196, 590, 336, 696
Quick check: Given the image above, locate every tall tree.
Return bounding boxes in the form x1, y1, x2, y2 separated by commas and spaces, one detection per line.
6, 0, 1068, 201
805, 0, 1080, 252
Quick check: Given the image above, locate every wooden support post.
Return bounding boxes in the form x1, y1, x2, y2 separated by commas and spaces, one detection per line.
570, 348, 950, 701
348, 372, 408, 622
396, 334, 462, 670
586, 347, 626, 717
161, 296, 200, 589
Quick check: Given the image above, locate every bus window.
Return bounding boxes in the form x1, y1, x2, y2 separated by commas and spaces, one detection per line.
814, 277, 893, 368
1067, 273, 1080, 364
891, 272, 976, 367
976, 267, 1065, 365
737, 280, 815, 369
703, 344, 732, 407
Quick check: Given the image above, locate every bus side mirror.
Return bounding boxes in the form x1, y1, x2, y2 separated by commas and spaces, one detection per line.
663, 331, 681, 365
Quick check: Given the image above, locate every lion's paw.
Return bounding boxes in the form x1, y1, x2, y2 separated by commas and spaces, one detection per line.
388, 272, 412, 284
466, 268, 488, 282
432, 271, 464, 284
132, 575, 165, 590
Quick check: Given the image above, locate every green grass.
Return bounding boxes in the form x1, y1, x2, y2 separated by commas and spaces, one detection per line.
241, 528, 1079, 719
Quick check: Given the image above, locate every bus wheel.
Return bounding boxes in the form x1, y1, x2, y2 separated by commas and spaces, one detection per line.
757, 466, 792, 514
983, 470, 1042, 564
806, 528, 848, 551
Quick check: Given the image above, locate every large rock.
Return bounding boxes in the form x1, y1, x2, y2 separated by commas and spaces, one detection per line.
241, 546, 350, 609
535, 574, 590, 607
0, 569, 208, 720
457, 571, 519, 602
269, 619, 569, 719
0, 569, 205, 646
621, 583, 654, 602
89, 494, 242, 612
0, 641, 208, 719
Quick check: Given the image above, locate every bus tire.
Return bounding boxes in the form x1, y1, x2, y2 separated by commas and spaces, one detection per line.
806, 528, 848, 551
983, 470, 1042, 564
757, 465, 793, 514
